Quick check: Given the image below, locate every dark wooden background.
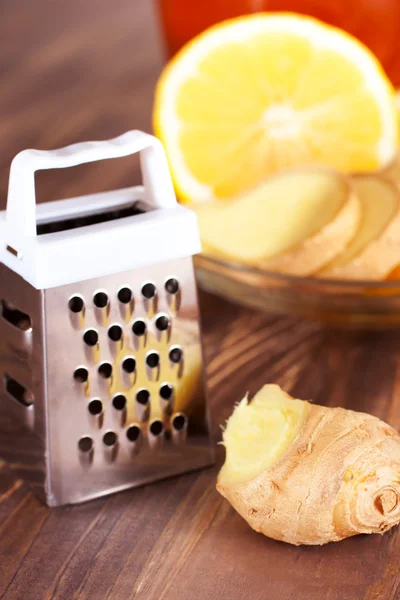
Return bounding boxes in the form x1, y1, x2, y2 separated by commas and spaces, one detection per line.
0, 1, 400, 598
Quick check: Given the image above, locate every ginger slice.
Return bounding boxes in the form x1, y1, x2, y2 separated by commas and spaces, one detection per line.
320, 175, 400, 280
382, 150, 400, 187
197, 168, 360, 275
382, 91, 400, 186
217, 384, 400, 546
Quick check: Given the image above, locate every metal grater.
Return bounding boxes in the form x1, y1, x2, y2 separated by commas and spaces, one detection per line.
0, 130, 214, 506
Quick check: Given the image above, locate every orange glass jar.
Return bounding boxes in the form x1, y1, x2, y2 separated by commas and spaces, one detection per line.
158, 0, 400, 86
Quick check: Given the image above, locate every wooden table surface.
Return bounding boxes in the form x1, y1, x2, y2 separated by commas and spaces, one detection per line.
0, 1, 400, 598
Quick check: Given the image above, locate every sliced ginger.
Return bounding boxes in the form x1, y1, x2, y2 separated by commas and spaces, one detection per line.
197, 168, 360, 276
320, 174, 400, 279
217, 384, 400, 545
381, 93, 400, 186
382, 151, 400, 187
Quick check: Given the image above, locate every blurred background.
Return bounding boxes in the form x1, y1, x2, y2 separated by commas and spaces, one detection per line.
0, 0, 164, 208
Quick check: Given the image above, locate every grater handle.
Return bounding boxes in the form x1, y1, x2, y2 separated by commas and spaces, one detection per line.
6, 130, 177, 237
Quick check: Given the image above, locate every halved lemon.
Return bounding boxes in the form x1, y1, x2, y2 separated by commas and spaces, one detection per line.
154, 13, 398, 203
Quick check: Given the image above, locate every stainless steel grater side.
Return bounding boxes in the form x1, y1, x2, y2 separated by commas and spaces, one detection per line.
0, 130, 214, 506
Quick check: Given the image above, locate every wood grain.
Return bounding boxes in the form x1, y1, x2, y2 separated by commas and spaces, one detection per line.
0, 1, 399, 598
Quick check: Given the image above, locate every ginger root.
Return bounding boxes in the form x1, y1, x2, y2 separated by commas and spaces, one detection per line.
217, 385, 400, 545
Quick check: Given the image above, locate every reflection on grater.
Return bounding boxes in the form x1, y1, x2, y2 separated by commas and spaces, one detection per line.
0, 130, 214, 506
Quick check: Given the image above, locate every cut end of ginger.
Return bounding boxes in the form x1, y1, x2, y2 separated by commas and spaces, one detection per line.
219, 384, 308, 485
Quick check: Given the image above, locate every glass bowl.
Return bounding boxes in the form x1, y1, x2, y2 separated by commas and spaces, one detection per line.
195, 253, 400, 328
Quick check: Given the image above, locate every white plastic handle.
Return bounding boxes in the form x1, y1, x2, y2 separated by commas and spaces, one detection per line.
6, 130, 176, 237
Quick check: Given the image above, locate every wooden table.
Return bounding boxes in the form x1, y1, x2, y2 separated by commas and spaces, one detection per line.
0, 1, 399, 598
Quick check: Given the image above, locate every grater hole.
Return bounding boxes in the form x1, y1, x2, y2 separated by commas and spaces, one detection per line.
1, 300, 32, 331
93, 291, 108, 308
4, 374, 34, 407
149, 420, 164, 436
122, 357, 136, 374
69, 296, 84, 313
112, 394, 127, 411
165, 278, 179, 295
83, 329, 98, 347
126, 425, 141, 443
155, 315, 170, 332
132, 320, 146, 337
141, 282, 156, 299
136, 389, 150, 405
146, 352, 160, 369
103, 431, 118, 447
169, 346, 183, 364
118, 287, 132, 304
88, 399, 103, 416
172, 414, 187, 431
98, 362, 113, 379
78, 436, 93, 453
160, 383, 173, 400
74, 367, 89, 383
108, 324, 123, 342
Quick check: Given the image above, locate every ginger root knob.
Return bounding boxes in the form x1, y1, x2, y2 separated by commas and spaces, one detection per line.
217, 384, 400, 545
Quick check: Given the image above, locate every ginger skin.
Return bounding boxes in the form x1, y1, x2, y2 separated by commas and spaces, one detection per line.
217, 385, 400, 546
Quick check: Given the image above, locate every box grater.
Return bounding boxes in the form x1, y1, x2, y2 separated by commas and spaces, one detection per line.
0, 130, 214, 506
